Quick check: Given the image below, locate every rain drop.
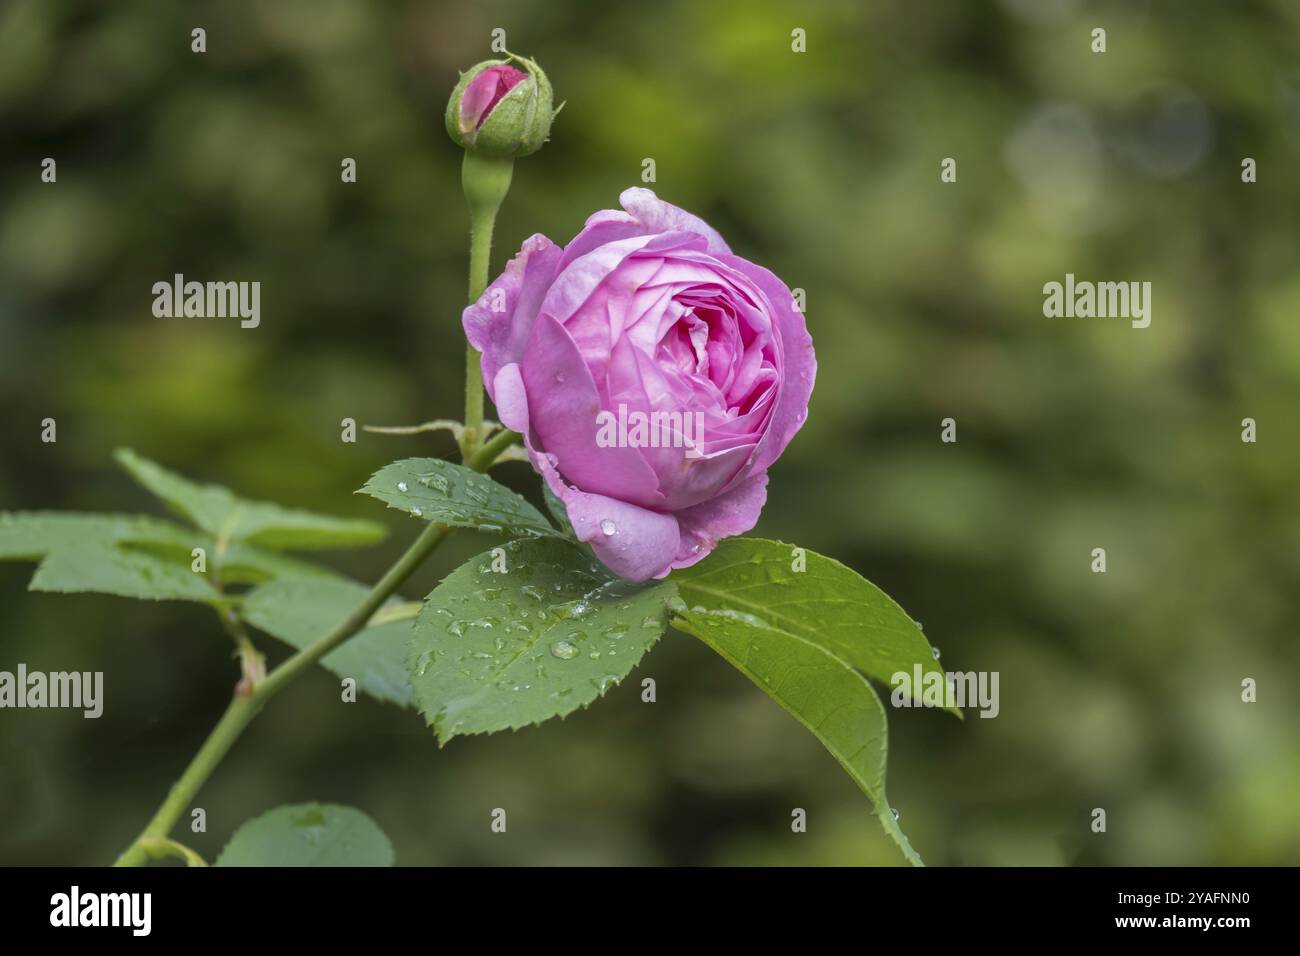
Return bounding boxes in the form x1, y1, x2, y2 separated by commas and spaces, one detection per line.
419, 472, 451, 494
397, 481, 409, 493
600, 519, 617, 536
549, 640, 579, 660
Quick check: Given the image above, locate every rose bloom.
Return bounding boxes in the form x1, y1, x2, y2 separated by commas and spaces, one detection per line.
464, 189, 815, 581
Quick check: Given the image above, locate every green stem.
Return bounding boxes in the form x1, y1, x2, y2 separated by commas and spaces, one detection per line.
460, 151, 514, 460
114, 697, 259, 867
114, 152, 520, 869
114, 427, 521, 867
256, 520, 451, 702
139, 835, 208, 868
114, 521, 449, 868
114, 519, 449, 867
470, 428, 522, 470
213, 605, 265, 695
366, 600, 422, 627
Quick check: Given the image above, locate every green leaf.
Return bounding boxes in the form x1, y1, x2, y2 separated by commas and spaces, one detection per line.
0, 511, 343, 601
672, 538, 947, 699
358, 458, 554, 537
409, 538, 676, 742
673, 604, 922, 863
119, 534, 342, 586
542, 484, 576, 538
31, 544, 220, 602
0, 512, 220, 602
212, 542, 344, 585
240, 578, 414, 707
214, 803, 393, 867
115, 448, 386, 551
670, 537, 950, 866
0, 512, 194, 559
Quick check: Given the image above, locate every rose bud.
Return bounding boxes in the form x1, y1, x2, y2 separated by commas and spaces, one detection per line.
463, 189, 816, 581
445, 55, 556, 158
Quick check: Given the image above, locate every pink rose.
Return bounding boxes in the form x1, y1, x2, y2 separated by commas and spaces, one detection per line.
464, 188, 815, 581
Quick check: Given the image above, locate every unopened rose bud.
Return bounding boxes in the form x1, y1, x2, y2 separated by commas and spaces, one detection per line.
446, 55, 557, 158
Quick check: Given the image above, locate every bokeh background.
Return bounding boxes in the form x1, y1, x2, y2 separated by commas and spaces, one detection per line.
2, 0, 1298, 866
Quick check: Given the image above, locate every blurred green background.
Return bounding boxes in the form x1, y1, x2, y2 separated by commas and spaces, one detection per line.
2, 0, 1298, 866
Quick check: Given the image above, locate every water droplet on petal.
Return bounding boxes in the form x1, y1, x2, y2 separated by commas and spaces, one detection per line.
600, 519, 617, 536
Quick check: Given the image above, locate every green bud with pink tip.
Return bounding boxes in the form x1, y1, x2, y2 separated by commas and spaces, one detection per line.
446, 54, 557, 158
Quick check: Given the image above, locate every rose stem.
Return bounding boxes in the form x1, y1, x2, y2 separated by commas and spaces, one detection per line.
460, 151, 515, 460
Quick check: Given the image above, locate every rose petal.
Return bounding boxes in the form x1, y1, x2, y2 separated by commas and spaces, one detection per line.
717, 255, 816, 475
520, 313, 665, 509
543, 232, 705, 329
459, 64, 528, 134
490, 363, 530, 435
618, 188, 731, 256
669, 471, 769, 571
463, 234, 562, 393
563, 489, 682, 582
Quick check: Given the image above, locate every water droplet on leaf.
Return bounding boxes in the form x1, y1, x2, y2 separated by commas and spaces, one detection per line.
549, 640, 579, 660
